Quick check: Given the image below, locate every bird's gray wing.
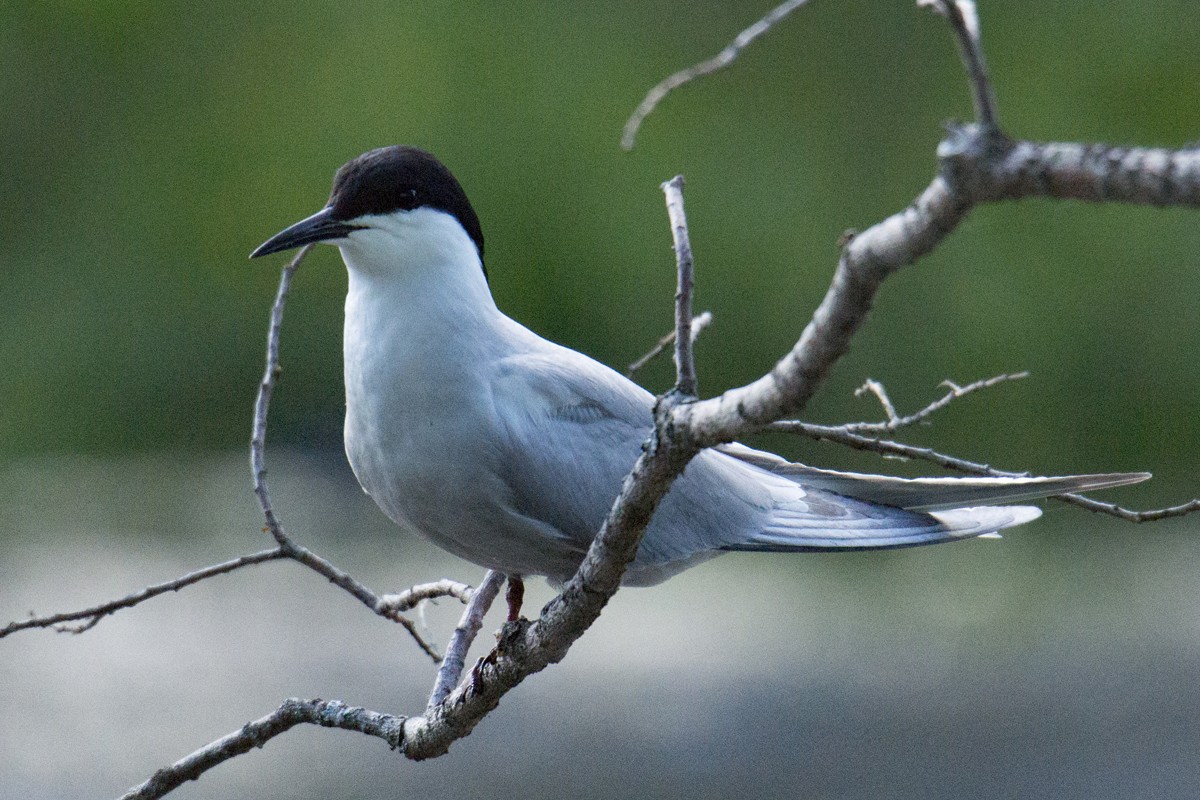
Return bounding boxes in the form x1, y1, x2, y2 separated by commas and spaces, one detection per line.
488, 347, 1051, 586
490, 347, 656, 559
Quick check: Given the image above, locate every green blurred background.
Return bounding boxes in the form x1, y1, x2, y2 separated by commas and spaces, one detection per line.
3, 1, 1198, 798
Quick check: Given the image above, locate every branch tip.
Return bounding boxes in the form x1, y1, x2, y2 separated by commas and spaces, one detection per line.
621, 0, 813, 150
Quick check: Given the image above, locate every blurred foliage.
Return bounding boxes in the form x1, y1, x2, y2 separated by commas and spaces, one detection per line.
1, 0, 1197, 501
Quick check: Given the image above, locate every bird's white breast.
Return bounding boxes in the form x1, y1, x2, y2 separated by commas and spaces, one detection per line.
336, 209, 560, 571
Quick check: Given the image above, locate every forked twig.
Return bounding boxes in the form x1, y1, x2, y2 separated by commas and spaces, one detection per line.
3, 247, 469, 661
627, 311, 713, 378
851, 372, 1028, 433
248, 248, 450, 662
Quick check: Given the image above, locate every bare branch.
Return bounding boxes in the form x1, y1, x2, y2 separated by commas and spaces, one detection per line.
247, 250, 445, 662
855, 378, 900, 425
400, 190, 713, 762
775, 421, 1200, 522
676, 171, 976, 446
400, 179, 716, 749
377, 580, 474, 615
849, 372, 1028, 433
626, 311, 712, 378
119, 698, 406, 800
1065, 496, 1200, 523
662, 175, 698, 397
0, 547, 287, 639
921, 0, 999, 127
251, 246, 309, 546
946, 126, 1200, 206
428, 570, 504, 710
621, 0, 813, 150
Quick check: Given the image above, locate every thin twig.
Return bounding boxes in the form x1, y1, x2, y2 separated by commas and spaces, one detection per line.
774, 421, 1200, 522
0, 548, 287, 639
621, 0, 813, 150
855, 378, 900, 424
662, 175, 698, 397
119, 698, 407, 800
248, 249, 445, 662
920, 0, 999, 128
626, 311, 713, 378
428, 570, 504, 710
850, 372, 1028, 433
377, 580, 474, 615
250, 247, 308, 545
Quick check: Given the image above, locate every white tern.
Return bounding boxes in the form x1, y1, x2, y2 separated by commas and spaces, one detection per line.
251, 146, 1148, 587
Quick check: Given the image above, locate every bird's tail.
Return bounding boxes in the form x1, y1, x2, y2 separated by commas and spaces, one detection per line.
716, 443, 1150, 511
762, 465, 1151, 512
715, 444, 1150, 552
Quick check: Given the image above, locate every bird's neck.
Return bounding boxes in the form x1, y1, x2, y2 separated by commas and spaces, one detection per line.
339, 212, 506, 417
337, 213, 507, 500
340, 210, 499, 346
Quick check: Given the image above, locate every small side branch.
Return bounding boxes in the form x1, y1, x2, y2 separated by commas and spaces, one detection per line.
621, 0, 813, 149
627, 311, 713, 378
119, 698, 406, 800
662, 175, 699, 397
377, 580, 474, 616
921, 0, 999, 127
951, 128, 1200, 207
0, 548, 287, 638
851, 372, 1028, 433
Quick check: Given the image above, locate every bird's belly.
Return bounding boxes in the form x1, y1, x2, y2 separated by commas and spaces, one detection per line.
343, 391, 584, 580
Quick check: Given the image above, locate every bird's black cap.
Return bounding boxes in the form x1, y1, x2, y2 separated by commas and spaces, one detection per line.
251, 146, 485, 267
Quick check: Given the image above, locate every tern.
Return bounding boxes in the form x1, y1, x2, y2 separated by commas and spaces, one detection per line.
251, 145, 1148, 593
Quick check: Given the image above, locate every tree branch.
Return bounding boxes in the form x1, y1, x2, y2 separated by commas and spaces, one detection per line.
621, 0, 814, 150
849, 372, 1029, 434
377, 580, 474, 615
119, 698, 407, 800
245, 249, 450, 661
946, 127, 1200, 206
921, 0, 998, 127
0, 547, 287, 638
387, 175, 713, 762
662, 175, 699, 397
102, 2, 1200, 792
427, 569, 504, 710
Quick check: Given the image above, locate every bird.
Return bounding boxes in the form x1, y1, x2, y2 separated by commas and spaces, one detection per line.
250, 145, 1148, 600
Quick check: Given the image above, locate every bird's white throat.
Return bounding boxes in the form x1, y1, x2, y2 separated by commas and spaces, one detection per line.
337, 207, 506, 529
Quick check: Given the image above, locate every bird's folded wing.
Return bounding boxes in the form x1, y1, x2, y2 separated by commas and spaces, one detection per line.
490, 347, 658, 551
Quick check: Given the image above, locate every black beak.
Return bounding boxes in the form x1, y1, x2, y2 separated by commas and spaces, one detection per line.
250, 206, 363, 258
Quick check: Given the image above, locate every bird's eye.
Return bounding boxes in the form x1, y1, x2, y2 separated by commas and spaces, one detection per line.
400, 187, 419, 208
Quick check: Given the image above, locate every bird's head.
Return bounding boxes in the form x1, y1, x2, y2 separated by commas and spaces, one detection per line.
250, 146, 486, 280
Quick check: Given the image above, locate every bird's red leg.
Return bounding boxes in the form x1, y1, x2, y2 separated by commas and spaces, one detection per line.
505, 574, 525, 622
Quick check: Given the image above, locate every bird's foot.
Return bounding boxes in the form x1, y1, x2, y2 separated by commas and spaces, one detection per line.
505, 574, 525, 622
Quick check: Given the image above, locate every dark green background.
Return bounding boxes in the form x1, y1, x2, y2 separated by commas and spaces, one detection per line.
3, 2, 1199, 798
3, 0, 1197, 487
